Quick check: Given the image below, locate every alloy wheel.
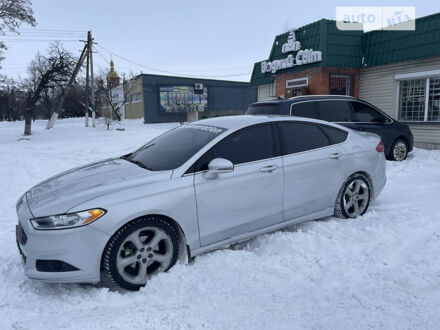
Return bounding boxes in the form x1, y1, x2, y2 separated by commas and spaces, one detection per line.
343, 179, 370, 217
115, 227, 174, 285
393, 141, 407, 161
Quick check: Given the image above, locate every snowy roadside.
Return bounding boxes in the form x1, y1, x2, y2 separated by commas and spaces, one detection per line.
1, 118, 440, 329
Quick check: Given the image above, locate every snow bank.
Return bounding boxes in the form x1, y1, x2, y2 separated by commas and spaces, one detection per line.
0, 118, 439, 329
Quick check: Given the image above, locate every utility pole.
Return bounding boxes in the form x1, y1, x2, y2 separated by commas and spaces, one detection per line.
85, 38, 90, 127
88, 31, 96, 127
46, 30, 96, 129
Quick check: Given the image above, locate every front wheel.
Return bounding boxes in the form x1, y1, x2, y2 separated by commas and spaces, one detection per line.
102, 216, 179, 291
335, 174, 371, 219
389, 138, 408, 161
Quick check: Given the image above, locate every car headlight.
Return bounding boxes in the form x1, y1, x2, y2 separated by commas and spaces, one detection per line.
30, 209, 106, 230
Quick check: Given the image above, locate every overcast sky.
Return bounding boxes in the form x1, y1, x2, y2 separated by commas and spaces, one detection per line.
1, 0, 440, 82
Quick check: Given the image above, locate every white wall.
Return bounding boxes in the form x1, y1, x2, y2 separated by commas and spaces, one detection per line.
359, 57, 440, 149
257, 83, 275, 102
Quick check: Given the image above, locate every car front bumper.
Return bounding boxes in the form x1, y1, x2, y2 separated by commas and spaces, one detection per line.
16, 199, 110, 284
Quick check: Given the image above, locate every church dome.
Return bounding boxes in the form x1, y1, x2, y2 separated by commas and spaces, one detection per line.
106, 60, 120, 88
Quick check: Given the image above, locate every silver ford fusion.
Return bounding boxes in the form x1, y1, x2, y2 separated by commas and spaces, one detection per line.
16, 115, 386, 290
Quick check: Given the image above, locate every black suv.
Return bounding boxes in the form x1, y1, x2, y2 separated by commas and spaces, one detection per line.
246, 95, 413, 161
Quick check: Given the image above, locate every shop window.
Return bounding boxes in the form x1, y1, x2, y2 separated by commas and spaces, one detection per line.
428, 78, 440, 121
269, 83, 275, 97
329, 74, 354, 96
131, 93, 142, 103
399, 79, 426, 121
398, 77, 440, 122
286, 77, 308, 89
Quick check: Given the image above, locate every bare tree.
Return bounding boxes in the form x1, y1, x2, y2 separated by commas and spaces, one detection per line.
167, 91, 193, 124
97, 115, 116, 130
21, 42, 76, 135
0, 0, 36, 66
96, 72, 138, 121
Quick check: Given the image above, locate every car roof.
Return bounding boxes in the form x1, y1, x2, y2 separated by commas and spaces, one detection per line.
249, 95, 356, 107
192, 115, 349, 131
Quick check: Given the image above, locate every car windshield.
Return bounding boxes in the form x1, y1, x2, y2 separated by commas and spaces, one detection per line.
124, 124, 225, 171
247, 103, 281, 115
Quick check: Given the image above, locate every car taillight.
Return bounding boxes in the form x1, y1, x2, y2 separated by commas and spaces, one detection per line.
376, 141, 384, 153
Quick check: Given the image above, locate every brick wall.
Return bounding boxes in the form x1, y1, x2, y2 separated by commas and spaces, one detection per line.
275, 67, 360, 98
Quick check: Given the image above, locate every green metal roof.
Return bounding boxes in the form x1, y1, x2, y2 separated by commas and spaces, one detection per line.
363, 12, 440, 67
250, 61, 274, 86
251, 13, 440, 85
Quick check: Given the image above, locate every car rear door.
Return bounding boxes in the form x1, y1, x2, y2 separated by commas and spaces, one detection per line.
315, 100, 353, 123
193, 124, 284, 246
278, 121, 348, 220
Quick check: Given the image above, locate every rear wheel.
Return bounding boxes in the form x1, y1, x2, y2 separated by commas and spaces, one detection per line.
335, 174, 371, 219
389, 138, 408, 161
103, 216, 179, 291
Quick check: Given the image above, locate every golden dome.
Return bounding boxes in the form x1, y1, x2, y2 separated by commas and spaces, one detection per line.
107, 60, 120, 79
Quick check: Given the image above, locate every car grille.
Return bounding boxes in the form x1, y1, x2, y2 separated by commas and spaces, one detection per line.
16, 223, 28, 245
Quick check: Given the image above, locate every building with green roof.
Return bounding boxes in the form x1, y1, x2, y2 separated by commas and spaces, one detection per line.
251, 13, 440, 149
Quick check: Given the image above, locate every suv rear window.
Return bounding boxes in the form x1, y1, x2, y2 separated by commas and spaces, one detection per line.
247, 103, 281, 115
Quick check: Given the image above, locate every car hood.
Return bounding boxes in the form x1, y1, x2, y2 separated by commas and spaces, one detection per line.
26, 158, 171, 218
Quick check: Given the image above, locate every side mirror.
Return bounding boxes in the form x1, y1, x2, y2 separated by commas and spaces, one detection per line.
204, 158, 234, 179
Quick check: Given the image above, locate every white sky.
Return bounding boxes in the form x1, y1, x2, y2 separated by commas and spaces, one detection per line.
1, 0, 440, 82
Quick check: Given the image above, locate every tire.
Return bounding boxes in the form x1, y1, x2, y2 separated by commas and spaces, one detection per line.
102, 216, 179, 291
389, 138, 408, 161
334, 173, 371, 219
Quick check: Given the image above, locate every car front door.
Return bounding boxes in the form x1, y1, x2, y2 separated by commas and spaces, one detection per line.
346, 101, 392, 147
278, 121, 348, 220
193, 124, 284, 246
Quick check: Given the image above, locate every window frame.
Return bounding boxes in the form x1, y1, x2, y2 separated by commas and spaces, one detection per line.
350, 101, 388, 124
329, 73, 354, 96
185, 122, 281, 175
397, 76, 440, 123
277, 121, 349, 157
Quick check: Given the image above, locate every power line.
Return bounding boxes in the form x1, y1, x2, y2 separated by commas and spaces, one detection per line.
96, 44, 250, 78
168, 65, 251, 73
1, 39, 80, 42
96, 51, 110, 63
2, 33, 84, 37
16, 28, 87, 33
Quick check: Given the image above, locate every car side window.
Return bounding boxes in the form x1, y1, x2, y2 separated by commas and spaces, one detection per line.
316, 100, 352, 122
291, 102, 319, 119
279, 122, 330, 155
319, 124, 348, 144
351, 101, 386, 123
192, 124, 275, 172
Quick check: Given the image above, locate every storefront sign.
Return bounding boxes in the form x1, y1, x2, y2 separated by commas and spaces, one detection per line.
261, 31, 323, 74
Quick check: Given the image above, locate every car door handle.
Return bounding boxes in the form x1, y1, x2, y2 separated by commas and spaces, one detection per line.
329, 153, 342, 160
259, 165, 279, 173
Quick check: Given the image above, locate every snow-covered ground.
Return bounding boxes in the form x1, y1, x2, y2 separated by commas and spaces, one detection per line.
1, 118, 440, 329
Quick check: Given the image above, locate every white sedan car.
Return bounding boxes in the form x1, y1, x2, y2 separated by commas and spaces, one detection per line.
16, 115, 386, 290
